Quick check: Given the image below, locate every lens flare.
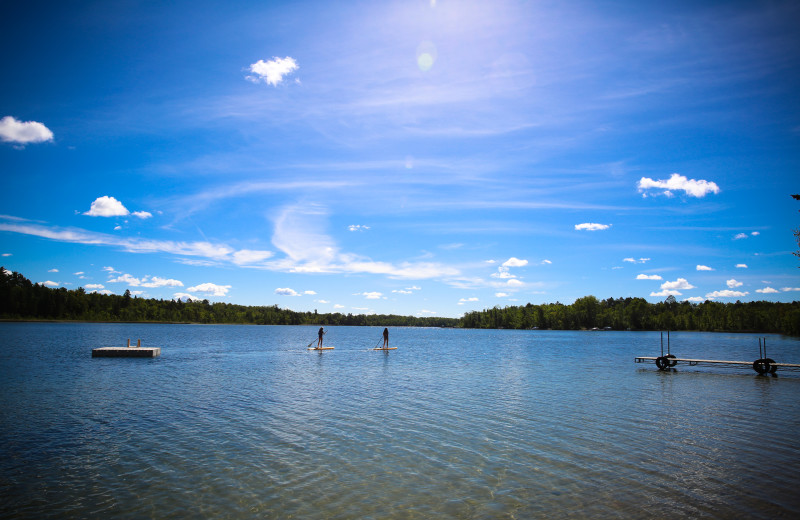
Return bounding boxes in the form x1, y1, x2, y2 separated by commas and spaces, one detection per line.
416, 41, 437, 71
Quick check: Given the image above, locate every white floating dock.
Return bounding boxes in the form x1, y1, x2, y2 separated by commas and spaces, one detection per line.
92, 339, 160, 358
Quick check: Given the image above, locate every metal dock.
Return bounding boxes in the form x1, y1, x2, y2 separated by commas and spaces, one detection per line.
635, 333, 799, 374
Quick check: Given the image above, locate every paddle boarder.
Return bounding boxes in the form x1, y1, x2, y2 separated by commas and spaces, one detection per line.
382, 327, 389, 348
317, 327, 325, 348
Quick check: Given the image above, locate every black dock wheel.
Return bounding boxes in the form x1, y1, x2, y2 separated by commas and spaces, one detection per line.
656, 356, 669, 370
752, 358, 770, 375
765, 358, 777, 374
666, 354, 677, 367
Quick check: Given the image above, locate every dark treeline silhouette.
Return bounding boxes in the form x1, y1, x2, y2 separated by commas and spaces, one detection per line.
461, 295, 800, 336
2, 268, 798, 334
0, 268, 456, 327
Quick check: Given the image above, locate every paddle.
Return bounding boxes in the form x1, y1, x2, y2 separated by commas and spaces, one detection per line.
308, 329, 326, 349
373, 338, 382, 350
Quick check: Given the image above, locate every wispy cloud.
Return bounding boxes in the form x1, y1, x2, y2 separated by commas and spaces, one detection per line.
575, 223, 610, 231
636, 274, 662, 280
706, 289, 748, 298
696, 265, 713, 271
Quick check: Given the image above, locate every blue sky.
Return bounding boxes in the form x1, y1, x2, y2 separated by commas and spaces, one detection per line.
1, 0, 798, 317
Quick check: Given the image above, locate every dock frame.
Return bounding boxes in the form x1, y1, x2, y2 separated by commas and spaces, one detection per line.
636, 333, 799, 374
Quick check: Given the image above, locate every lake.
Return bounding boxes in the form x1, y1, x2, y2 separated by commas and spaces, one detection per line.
1, 323, 799, 518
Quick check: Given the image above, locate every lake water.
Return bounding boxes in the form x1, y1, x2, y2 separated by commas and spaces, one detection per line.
1, 323, 799, 519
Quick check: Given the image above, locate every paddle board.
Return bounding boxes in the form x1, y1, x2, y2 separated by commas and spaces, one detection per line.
308, 346, 334, 350
372, 347, 397, 350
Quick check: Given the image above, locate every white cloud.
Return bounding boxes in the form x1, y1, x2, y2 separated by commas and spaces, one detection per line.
267, 204, 459, 280
108, 273, 141, 285
95, 289, 113, 296
506, 279, 524, 287
232, 249, 274, 265
188, 283, 231, 297
751, 231, 760, 236
736, 264, 748, 269
74, 271, 84, 276
2, 208, 458, 281
636, 274, 662, 280
132, 211, 152, 219
756, 287, 779, 294
41, 280, 59, 287
650, 289, 682, 297
637, 173, 720, 198
726, 279, 743, 288
781, 287, 800, 292
541, 259, 552, 265
0, 116, 53, 144
495, 292, 509, 297
106, 273, 183, 288
334, 304, 345, 309
173, 292, 202, 302
491, 266, 515, 279
246, 57, 299, 86
348, 225, 370, 232
84, 284, 104, 290
502, 257, 528, 267
359, 291, 383, 299
733, 233, 748, 240
275, 287, 300, 296
623, 258, 636, 263
696, 265, 713, 271
2, 253, 11, 257
142, 276, 183, 288
103, 266, 119, 274
458, 297, 479, 305
684, 297, 705, 303
417, 310, 437, 315
393, 289, 413, 294
48, 268, 59, 273
575, 223, 610, 231
316, 299, 330, 304
661, 278, 695, 291
304, 290, 316, 295
706, 290, 748, 298
84, 196, 129, 217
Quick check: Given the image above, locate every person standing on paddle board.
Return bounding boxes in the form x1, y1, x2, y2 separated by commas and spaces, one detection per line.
317, 327, 325, 348
382, 328, 389, 348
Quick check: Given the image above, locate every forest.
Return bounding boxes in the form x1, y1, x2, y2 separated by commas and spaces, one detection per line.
1, 267, 799, 335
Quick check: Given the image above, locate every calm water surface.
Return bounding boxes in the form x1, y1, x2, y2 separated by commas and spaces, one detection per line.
1, 323, 799, 518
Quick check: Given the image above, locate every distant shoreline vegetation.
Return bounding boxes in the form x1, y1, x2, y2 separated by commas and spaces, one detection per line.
2, 268, 799, 335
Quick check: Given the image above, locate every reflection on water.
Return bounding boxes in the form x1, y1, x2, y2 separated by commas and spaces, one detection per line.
1, 323, 799, 518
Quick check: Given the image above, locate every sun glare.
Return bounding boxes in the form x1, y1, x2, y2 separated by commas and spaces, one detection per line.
416, 40, 437, 71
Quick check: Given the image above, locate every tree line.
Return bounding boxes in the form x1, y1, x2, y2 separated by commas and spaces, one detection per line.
1, 268, 798, 335
461, 295, 800, 336
0, 268, 456, 327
